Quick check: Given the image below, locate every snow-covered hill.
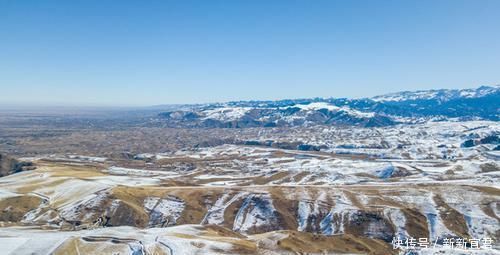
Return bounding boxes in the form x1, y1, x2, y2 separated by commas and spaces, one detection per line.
372, 85, 499, 102
0, 120, 498, 254
159, 101, 394, 128
156, 85, 500, 127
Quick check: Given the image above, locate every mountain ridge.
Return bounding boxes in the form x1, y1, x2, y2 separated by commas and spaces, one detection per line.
156, 85, 500, 127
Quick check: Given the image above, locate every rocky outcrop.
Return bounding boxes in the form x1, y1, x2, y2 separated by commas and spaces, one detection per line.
0, 153, 35, 177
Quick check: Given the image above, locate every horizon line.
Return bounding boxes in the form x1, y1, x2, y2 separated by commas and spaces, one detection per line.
0, 84, 496, 109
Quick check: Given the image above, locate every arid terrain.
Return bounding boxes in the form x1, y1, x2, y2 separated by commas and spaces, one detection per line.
1, 0, 499, 251
0, 88, 499, 254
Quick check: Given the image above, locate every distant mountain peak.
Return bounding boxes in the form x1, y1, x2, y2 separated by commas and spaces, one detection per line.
371, 85, 499, 102
157, 85, 499, 128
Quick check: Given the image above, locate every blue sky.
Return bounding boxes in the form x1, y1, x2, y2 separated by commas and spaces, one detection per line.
1, 0, 499, 106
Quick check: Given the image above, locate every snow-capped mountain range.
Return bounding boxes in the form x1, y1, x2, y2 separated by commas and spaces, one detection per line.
157, 85, 500, 127
371, 85, 499, 102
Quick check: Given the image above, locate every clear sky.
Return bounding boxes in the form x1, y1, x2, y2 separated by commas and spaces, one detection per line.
1, 0, 499, 106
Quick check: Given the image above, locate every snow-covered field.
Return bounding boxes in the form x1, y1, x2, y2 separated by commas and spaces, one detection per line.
0, 120, 498, 254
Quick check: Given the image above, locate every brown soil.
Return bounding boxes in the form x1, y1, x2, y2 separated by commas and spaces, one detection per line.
0, 195, 42, 222
276, 231, 397, 255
